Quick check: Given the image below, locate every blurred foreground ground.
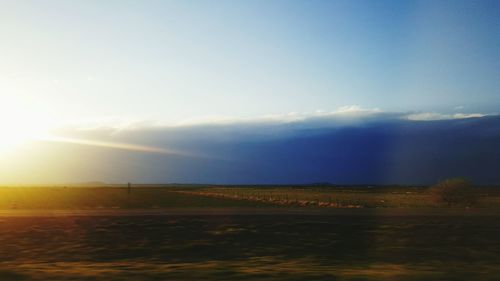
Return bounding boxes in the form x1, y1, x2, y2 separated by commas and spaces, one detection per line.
0, 209, 499, 281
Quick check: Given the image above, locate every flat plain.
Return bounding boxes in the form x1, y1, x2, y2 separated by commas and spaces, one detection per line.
0, 186, 499, 281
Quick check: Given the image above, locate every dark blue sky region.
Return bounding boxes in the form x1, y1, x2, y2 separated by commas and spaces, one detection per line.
8, 113, 499, 185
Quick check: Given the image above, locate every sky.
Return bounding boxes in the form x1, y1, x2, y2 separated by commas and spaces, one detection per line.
2, 112, 500, 185
1, 0, 499, 126
0, 0, 499, 184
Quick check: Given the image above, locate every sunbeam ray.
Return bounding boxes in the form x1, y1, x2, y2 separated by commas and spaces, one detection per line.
40, 135, 198, 157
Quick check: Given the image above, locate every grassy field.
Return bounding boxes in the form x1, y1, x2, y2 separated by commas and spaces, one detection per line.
1, 185, 499, 209
179, 186, 500, 208
0, 212, 499, 281
0, 186, 499, 280
0, 187, 270, 209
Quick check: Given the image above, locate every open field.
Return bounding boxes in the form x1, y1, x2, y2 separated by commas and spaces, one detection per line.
0, 187, 270, 209
1, 185, 499, 209
0, 186, 499, 280
0, 211, 499, 281
178, 185, 500, 208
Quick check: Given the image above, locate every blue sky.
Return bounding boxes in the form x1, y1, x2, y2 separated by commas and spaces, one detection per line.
1, 0, 499, 126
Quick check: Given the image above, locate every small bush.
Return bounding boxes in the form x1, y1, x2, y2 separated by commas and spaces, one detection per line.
430, 178, 479, 207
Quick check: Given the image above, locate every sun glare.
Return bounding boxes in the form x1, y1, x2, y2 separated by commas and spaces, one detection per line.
0, 98, 52, 154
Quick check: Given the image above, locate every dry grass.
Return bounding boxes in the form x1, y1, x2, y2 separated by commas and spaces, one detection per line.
0, 186, 498, 210
0, 213, 499, 280
0, 187, 269, 209
0, 186, 498, 280
178, 186, 500, 208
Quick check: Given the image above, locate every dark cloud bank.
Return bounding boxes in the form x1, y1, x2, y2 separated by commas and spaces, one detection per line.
43, 113, 500, 185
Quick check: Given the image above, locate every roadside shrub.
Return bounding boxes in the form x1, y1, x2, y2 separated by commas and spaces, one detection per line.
430, 178, 479, 207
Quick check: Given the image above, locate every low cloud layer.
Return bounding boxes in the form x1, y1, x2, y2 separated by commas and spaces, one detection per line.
54, 106, 491, 130
405, 112, 486, 121
3, 108, 499, 185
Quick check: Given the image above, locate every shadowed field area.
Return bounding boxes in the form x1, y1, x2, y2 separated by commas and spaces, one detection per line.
0, 187, 271, 209
0, 211, 499, 280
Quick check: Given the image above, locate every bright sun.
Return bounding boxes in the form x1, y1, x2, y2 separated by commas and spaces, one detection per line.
0, 98, 52, 154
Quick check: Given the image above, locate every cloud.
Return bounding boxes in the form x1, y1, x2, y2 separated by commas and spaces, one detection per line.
56, 105, 387, 131
405, 112, 486, 121
56, 106, 492, 132
333, 105, 381, 114
48, 107, 493, 144
4, 108, 500, 185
